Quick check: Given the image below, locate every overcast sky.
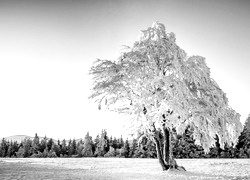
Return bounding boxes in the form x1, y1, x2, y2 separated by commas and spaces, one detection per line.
0, 0, 249, 140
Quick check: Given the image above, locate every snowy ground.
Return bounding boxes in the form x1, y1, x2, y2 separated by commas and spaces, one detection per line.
0, 158, 250, 180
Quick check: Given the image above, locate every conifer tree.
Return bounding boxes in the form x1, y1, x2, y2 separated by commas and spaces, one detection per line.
129, 138, 138, 158
145, 138, 157, 158
61, 139, 68, 156
12, 141, 19, 157
39, 136, 47, 153
89, 22, 242, 170
93, 134, 100, 155
7, 141, 13, 157
82, 132, 93, 157
23, 139, 32, 157
117, 136, 124, 149
237, 114, 250, 158
96, 130, 110, 156
47, 138, 54, 152
51, 142, 61, 157
67, 139, 73, 156
174, 126, 204, 158
109, 136, 113, 148
0, 138, 8, 157
104, 136, 119, 157
76, 139, 84, 157
32, 133, 40, 154
56, 140, 62, 156
122, 139, 130, 158
111, 137, 118, 150
68, 139, 77, 156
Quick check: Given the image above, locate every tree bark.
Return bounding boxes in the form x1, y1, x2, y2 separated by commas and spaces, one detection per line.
163, 127, 170, 165
153, 124, 186, 171
153, 133, 168, 170
162, 127, 178, 169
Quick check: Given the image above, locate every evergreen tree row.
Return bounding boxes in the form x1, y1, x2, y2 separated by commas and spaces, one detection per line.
0, 130, 143, 158
1, 115, 250, 158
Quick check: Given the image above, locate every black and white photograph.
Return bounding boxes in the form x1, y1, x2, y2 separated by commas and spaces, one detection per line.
0, 0, 250, 179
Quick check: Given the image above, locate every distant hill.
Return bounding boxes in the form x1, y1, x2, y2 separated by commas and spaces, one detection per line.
0, 135, 83, 144
1, 135, 32, 144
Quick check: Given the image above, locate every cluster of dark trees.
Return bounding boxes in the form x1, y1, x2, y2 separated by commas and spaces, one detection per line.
1, 115, 250, 159
0, 130, 131, 158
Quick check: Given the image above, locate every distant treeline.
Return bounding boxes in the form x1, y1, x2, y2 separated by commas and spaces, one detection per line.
1, 116, 250, 158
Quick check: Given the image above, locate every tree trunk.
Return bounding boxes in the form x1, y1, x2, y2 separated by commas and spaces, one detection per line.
153, 125, 186, 171
153, 134, 168, 170
163, 127, 170, 165
162, 127, 178, 169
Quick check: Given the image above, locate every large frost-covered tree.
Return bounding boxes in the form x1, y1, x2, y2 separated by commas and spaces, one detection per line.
89, 22, 242, 171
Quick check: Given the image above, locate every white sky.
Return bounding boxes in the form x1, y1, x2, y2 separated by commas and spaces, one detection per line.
0, 0, 250, 140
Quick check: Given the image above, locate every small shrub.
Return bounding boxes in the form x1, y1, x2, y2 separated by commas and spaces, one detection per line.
48, 151, 57, 158
30, 153, 39, 158
104, 147, 118, 157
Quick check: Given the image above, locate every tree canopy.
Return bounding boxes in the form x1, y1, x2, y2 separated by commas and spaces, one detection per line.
237, 114, 250, 155
89, 22, 242, 152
